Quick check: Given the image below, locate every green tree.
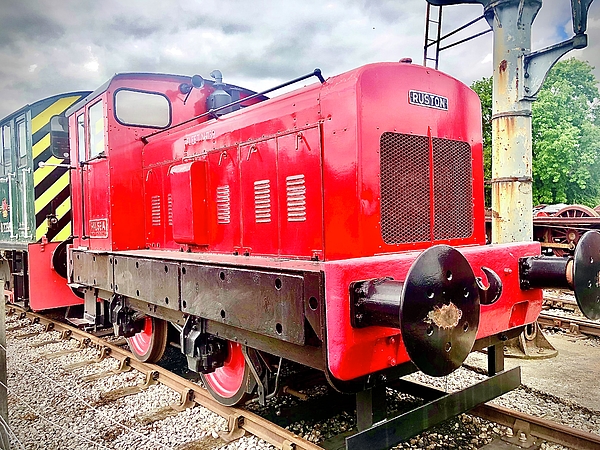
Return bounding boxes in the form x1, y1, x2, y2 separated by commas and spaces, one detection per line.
471, 58, 600, 207
470, 77, 492, 204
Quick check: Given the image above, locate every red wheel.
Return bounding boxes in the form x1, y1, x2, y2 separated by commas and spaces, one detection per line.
544, 205, 598, 256
201, 342, 253, 406
126, 316, 168, 363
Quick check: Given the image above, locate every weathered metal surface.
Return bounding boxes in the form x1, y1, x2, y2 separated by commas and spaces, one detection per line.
113, 256, 180, 311
71, 250, 112, 291
181, 264, 305, 345
401, 245, 480, 377
484, 0, 593, 244
489, 1, 540, 244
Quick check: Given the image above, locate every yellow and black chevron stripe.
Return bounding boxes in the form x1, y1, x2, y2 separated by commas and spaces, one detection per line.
32, 93, 88, 243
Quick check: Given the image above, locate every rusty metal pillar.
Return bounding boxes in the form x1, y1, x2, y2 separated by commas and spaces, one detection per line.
489, 0, 540, 243
426, 0, 593, 243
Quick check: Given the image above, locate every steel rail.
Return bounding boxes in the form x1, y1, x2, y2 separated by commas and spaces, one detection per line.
471, 403, 600, 450
5, 306, 322, 450
538, 313, 600, 338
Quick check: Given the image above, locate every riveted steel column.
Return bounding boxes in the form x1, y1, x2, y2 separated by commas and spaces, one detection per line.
489, 0, 542, 243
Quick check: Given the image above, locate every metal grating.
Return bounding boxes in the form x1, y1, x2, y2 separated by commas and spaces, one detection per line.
254, 180, 271, 223
151, 195, 161, 227
432, 137, 473, 240
379, 132, 473, 244
216, 185, 231, 224
286, 174, 307, 222
380, 133, 431, 244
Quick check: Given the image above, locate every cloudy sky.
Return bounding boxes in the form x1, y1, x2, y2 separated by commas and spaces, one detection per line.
1, 0, 599, 119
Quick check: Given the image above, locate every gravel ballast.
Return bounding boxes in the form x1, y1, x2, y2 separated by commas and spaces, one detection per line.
3, 315, 274, 450
4, 310, 600, 450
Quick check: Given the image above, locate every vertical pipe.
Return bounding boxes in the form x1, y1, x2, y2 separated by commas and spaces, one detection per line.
424, 3, 432, 65
435, 6, 443, 70
489, 1, 542, 244
0, 283, 8, 449
7, 174, 14, 239
21, 169, 29, 239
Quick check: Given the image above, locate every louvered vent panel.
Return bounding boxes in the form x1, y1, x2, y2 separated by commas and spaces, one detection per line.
380, 132, 430, 244
254, 180, 271, 223
286, 175, 306, 222
167, 194, 173, 226
216, 185, 231, 224
151, 195, 161, 227
432, 138, 473, 240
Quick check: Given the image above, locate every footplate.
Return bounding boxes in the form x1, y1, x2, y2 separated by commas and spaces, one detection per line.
345, 366, 521, 450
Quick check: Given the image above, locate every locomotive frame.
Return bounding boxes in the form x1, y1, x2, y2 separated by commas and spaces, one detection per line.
0, 0, 595, 446
11, 61, 598, 448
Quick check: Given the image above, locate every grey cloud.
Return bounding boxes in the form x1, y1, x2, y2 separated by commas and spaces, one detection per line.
108, 17, 168, 39
1, 0, 599, 120
0, 7, 64, 48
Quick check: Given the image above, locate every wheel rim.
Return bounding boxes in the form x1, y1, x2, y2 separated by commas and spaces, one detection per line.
128, 317, 153, 356
203, 342, 247, 399
126, 316, 168, 363
545, 205, 598, 256
555, 205, 599, 218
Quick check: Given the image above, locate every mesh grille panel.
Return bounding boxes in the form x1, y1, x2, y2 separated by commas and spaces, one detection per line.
380, 133, 430, 244
379, 132, 473, 244
432, 138, 473, 240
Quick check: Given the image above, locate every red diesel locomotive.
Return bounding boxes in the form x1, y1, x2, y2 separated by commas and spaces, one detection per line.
42, 61, 599, 410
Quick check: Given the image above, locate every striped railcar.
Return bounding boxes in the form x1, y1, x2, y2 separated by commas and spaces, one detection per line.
0, 92, 90, 309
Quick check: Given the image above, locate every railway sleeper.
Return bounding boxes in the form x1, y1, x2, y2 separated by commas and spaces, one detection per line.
138, 388, 196, 425
40, 348, 81, 359
63, 346, 111, 371
80, 356, 133, 383
97, 370, 159, 403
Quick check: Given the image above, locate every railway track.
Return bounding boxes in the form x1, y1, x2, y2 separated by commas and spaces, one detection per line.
538, 313, 600, 338
541, 289, 600, 337
3, 305, 321, 450
4, 305, 600, 450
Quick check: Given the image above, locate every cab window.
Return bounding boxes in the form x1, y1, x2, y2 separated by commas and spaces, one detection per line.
1, 125, 11, 175
114, 89, 171, 128
16, 119, 27, 161
88, 101, 105, 158
77, 114, 85, 162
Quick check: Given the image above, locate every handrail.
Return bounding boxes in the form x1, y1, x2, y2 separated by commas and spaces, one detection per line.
141, 68, 326, 144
